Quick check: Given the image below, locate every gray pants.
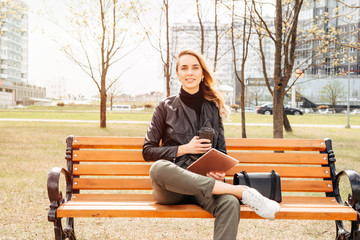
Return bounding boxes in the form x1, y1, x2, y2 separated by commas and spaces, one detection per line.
149, 160, 241, 240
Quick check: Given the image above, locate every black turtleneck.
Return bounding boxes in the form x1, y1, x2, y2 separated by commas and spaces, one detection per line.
179, 87, 203, 117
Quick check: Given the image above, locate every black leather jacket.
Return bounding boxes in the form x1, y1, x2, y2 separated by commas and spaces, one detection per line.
142, 94, 226, 167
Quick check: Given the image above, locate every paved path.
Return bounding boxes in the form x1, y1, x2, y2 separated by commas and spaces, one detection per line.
1, 118, 360, 128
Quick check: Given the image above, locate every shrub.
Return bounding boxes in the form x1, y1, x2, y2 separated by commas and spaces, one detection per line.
144, 103, 153, 109
57, 102, 65, 107
318, 105, 328, 109
230, 104, 240, 111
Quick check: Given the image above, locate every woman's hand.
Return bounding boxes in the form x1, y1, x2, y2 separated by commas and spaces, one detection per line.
206, 171, 226, 181
177, 136, 211, 157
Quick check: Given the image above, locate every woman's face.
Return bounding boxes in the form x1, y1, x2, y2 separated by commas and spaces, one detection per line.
176, 54, 204, 94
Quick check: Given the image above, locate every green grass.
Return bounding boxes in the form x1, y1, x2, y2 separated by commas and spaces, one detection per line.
229, 112, 360, 125
1, 109, 360, 125
0, 110, 153, 121
0, 118, 359, 239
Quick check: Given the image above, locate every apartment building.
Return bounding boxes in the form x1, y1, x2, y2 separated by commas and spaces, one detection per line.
0, 1, 46, 107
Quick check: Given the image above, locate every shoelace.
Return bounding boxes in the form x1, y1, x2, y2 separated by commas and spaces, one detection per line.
245, 191, 264, 211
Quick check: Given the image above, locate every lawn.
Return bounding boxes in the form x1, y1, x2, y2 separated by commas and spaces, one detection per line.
0, 117, 359, 239
1, 109, 360, 126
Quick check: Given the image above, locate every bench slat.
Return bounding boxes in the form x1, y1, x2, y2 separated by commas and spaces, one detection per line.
73, 164, 331, 178
73, 150, 144, 162
56, 201, 357, 220
73, 178, 333, 192
70, 195, 337, 204
72, 194, 154, 201
225, 138, 326, 151
228, 152, 328, 165
73, 137, 144, 149
66, 200, 343, 208
72, 137, 326, 152
73, 150, 328, 165
227, 166, 330, 178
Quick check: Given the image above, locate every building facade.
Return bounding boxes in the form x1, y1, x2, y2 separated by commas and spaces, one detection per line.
296, 0, 360, 76
0, 1, 46, 107
294, 0, 360, 107
0, 0, 28, 83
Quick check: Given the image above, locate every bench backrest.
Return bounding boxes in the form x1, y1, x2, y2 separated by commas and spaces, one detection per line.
65, 136, 337, 199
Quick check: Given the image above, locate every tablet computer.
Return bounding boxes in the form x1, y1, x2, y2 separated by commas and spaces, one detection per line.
187, 148, 239, 176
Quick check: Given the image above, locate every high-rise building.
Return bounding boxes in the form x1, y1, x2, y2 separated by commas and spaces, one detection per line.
296, 0, 360, 76
0, 1, 46, 107
0, 0, 28, 83
294, 0, 360, 106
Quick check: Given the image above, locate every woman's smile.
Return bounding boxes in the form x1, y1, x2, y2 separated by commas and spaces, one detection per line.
176, 54, 204, 94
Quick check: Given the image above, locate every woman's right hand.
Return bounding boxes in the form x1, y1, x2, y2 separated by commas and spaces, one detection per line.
177, 136, 212, 157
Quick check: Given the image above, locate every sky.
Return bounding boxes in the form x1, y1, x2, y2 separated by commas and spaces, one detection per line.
26, 0, 199, 98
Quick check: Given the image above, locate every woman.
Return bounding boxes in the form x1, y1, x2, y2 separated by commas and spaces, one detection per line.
142, 49, 280, 240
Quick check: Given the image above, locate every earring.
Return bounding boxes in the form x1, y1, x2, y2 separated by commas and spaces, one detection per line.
201, 77, 204, 82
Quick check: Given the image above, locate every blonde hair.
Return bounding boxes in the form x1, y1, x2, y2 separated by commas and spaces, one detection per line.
176, 49, 229, 119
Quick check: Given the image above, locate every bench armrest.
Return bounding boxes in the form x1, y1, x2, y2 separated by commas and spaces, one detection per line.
334, 169, 360, 212
47, 167, 72, 222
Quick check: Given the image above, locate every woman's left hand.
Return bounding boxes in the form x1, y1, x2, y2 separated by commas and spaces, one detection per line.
206, 171, 225, 181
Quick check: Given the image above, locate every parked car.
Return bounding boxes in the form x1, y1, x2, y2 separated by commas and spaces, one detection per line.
256, 103, 303, 115
245, 107, 256, 113
351, 109, 360, 114
107, 105, 131, 111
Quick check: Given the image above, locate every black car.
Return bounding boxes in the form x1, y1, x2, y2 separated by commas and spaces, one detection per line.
256, 103, 303, 115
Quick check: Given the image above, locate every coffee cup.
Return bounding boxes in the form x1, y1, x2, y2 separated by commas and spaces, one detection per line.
198, 127, 215, 144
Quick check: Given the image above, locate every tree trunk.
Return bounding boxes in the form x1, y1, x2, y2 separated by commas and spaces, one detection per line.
100, 88, 107, 128
273, 87, 284, 138
213, 0, 219, 72
165, 0, 170, 97
240, 83, 247, 138
230, 0, 247, 138
273, 0, 283, 138
196, 0, 204, 55
283, 109, 292, 132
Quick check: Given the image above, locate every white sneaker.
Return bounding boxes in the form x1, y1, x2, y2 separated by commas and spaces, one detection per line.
241, 188, 280, 220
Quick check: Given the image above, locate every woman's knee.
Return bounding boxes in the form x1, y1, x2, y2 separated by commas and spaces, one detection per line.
149, 160, 171, 180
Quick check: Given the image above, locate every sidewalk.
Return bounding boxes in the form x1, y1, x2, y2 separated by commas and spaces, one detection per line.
1, 118, 360, 128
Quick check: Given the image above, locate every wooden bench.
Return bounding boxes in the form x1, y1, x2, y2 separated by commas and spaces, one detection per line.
47, 136, 360, 239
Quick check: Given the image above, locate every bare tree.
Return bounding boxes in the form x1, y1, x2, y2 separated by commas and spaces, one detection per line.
107, 80, 123, 111
320, 80, 346, 113
194, 0, 229, 72
163, 0, 171, 97
336, 0, 360, 9
196, 0, 205, 55
57, 0, 139, 128
132, 0, 174, 97
252, 0, 303, 138
213, 0, 219, 72
248, 82, 265, 107
230, 0, 253, 138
